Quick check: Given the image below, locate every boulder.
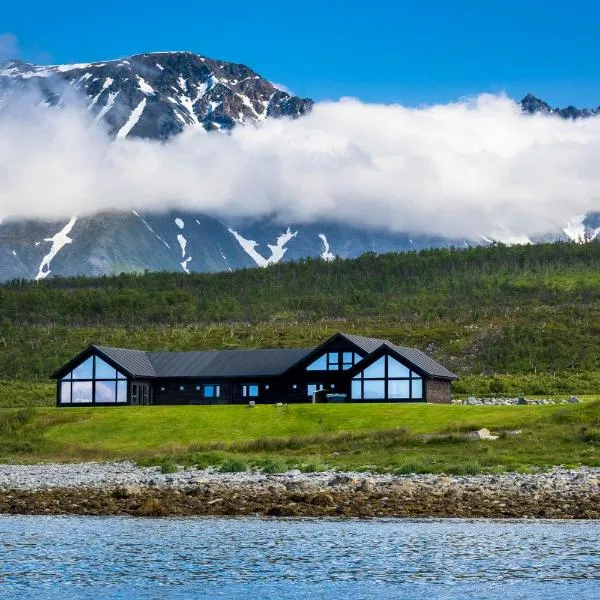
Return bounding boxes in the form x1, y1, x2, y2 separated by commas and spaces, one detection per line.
472, 428, 499, 441
568, 396, 580, 404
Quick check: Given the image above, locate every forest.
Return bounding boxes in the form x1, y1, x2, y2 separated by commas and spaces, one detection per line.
2, 241, 600, 396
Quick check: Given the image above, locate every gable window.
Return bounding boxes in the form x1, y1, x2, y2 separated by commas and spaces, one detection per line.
242, 384, 259, 398
204, 384, 221, 398
351, 355, 423, 401
60, 355, 127, 404
307, 352, 363, 371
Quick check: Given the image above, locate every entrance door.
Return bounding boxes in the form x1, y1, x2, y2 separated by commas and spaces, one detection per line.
131, 383, 151, 406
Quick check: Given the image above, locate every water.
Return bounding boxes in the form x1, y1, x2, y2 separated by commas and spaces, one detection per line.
0, 516, 598, 599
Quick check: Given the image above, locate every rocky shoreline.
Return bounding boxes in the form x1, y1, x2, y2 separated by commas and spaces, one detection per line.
0, 463, 599, 518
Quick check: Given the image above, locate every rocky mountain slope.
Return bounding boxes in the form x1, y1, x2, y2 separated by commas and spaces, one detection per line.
0, 51, 312, 137
0, 53, 598, 281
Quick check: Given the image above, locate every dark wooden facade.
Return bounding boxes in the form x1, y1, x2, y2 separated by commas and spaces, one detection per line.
52, 333, 458, 406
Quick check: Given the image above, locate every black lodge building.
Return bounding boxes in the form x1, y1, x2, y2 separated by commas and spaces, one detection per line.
52, 333, 458, 407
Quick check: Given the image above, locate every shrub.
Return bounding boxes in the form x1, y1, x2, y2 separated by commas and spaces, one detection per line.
219, 458, 248, 473
582, 427, 600, 445
258, 458, 286, 474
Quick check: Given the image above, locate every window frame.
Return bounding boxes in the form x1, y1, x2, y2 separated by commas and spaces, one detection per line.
351, 354, 424, 401
306, 351, 363, 372
59, 354, 128, 405
241, 384, 259, 398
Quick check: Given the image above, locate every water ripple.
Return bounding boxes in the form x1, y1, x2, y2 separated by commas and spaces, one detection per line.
0, 516, 598, 599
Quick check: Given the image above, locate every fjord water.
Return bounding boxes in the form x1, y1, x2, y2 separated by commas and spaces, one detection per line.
0, 516, 598, 599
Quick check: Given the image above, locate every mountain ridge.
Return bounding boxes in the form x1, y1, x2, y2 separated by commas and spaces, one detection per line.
1, 51, 599, 282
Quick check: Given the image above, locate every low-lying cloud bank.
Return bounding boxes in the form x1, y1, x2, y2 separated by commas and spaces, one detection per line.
1, 92, 600, 239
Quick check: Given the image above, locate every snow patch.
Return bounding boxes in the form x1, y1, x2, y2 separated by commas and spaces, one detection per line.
94, 91, 119, 123
116, 98, 146, 139
175, 218, 184, 229
87, 77, 114, 110
136, 75, 155, 95
35, 217, 77, 281
229, 227, 298, 267
318, 233, 335, 262
181, 256, 192, 274
177, 234, 187, 258
564, 214, 587, 242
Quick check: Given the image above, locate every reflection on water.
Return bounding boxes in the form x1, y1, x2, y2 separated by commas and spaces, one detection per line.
0, 516, 598, 599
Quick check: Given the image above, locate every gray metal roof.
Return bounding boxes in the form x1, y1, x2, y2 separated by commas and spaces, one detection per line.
80, 334, 456, 380
386, 342, 458, 380
338, 333, 389, 354
93, 345, 156, 378
148, 348, 312, 378
338, 333, 458, 379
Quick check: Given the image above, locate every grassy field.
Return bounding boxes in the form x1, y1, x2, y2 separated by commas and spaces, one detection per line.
1, 401, 598, 474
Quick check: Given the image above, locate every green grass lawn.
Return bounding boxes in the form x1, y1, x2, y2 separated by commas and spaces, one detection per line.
1, 401, 599, 474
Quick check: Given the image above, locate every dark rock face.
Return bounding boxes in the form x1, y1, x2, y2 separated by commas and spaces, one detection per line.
520, 93, 600, 119
0, 52, 313, 139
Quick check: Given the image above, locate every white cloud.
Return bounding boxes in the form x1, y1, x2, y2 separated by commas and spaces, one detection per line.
271, 82, 293, 95
1, 91, 600, 240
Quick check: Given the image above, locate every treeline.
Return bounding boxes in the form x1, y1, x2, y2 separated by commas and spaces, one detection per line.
3, 241, 600, 382
2, 242, 600, 326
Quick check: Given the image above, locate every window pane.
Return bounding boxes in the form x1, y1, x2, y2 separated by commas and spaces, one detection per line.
354, 353, 363, 365
60, 381, 71, 404
363, 357, 385, 379
116, 381, 128, 403
215, 385, 221, 397
388, 356, 410, 378
328, 352, 339, 369
363, 380, 385, 399
117, 370, 127, 380
205, 385, 215, 398
249, 385, 258, 397
72, 357, 93, 380
412, 378, 423, 399
95, 381, 116, 403
95, 357, 117, 379
388, 379, 410, 399
72, 381, 93, 403
351, 380, 362, 400
306, 355, 327, 371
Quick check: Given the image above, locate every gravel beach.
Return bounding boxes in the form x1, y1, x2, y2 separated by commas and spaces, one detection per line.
0, 462, 598, 518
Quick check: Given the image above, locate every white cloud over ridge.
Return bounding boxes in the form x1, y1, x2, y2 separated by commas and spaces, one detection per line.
1, 91, 600, 239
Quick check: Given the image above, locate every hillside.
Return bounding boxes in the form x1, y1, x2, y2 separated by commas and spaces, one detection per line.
1, 401, 598, 474
3, 241, 600, 397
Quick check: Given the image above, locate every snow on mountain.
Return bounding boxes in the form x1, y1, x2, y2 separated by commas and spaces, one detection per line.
0, 52, 313, 139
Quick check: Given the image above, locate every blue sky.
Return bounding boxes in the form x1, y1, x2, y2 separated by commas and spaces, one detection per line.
3, 0, 600, 107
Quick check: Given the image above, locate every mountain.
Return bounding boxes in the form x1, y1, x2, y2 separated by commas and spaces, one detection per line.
0, 53, 598, 281
520, 93, 600, 119
0, 52, 312, 137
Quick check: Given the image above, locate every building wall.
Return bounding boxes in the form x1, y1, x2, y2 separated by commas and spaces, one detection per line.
425, 379, 452, 404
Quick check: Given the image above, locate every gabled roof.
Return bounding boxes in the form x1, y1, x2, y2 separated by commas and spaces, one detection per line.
51, 333, 456, 380
148, 348, 312, 378
384, 342, 458, 380
337, 333, 389, 354
93, 346, 156, 378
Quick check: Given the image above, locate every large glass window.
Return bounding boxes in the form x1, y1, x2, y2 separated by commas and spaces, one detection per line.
59, 355, 128, 404
72, 357, 93, 379
307, 351, 363, 371
351, 354, 423, 401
